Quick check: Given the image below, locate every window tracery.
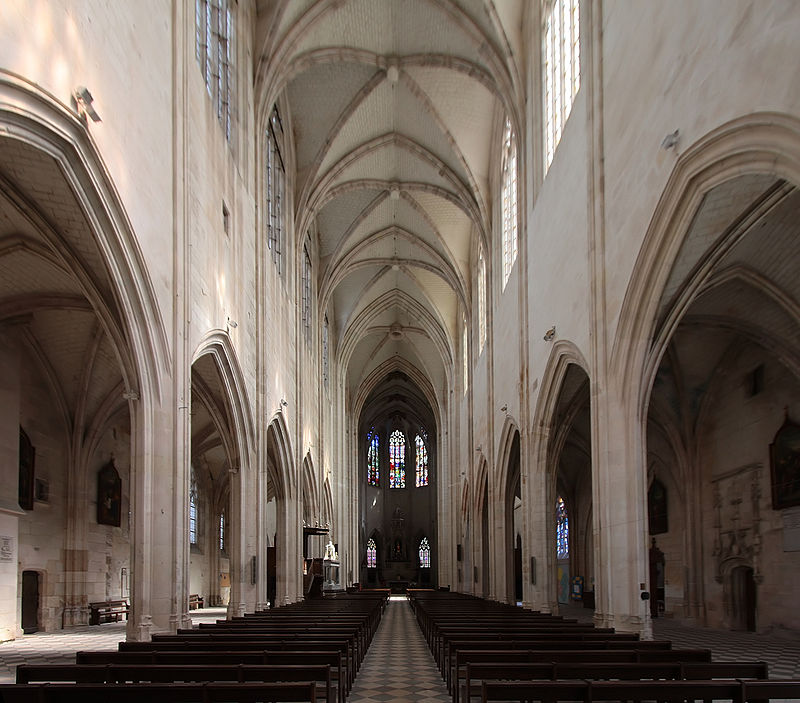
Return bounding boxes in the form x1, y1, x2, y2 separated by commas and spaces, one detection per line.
501, 117, 518, 286
366, 538, 377, 568
556, 495, 569, 559
389, 429, 406, 488
544, 0, 580, 171
419, 537, 431, 568
415, 432, 428, 487
367, 428, 380, 486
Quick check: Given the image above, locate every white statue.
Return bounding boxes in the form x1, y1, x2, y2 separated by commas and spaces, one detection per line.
324, 539, 337, 561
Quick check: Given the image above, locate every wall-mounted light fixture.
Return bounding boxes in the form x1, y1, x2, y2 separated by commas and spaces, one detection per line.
500, 404, 507, 413
543, 326, 556, 342
475, 444, 482, 452
227, 316, 238, 328
280, 398, 288, 407
73, 86, 101, 122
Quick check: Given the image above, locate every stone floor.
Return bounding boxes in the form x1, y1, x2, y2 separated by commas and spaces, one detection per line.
347, 595, 450, 703
1, 599, 799, 701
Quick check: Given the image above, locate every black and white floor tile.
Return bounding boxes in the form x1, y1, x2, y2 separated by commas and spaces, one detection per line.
1, 599, 798, 700
347, 595, 450, 703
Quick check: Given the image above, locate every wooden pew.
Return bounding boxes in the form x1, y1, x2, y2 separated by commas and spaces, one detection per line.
88, 599, 129, 625
449, 646, 712, 693
0, 681, 319, 702
461, 661, 769, 703
17, 663, 334, 702
78, 647, 348, 699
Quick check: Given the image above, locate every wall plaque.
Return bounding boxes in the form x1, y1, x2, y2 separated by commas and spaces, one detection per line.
0, 535, 14, 562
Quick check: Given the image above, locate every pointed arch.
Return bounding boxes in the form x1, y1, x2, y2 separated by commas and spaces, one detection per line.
266, 412, 294, 500
192, 331, 256, 468
610, 112, 800, 420
0, 72, 170, 398
321, 476, 334, 530
301, 453, 320, 523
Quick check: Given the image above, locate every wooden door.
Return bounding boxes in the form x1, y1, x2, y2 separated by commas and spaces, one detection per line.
21, 570, 39, 634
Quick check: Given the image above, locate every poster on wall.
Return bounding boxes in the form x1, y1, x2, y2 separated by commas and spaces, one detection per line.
0, 535, 14, 562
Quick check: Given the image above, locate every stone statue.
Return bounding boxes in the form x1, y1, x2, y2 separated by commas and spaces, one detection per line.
324, 539, 338, 561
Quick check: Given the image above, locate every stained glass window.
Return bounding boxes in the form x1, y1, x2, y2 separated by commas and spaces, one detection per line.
189, 470, 198, 545
419, 537, 431, 568
389, 429, 406, 488
556, 495, 569, 559
367, 428, 379, 486
415, 432, 428, 487
366, 538, 377, 568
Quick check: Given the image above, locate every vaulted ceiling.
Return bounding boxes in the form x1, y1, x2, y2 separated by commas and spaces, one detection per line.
256, 0, 525, 405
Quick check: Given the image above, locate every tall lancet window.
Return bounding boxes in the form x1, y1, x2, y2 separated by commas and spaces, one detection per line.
544, 0, 580, 171
419, 537, 431, 568
556, 495, 569, 559
501, 117, 518, 287
389, 429, 406, 488
366, 538, 377, 568
415, 432, 428, 487
478, 246, 487, 352
367, 428, 379, 486
265, 104, 285, 273
195, 0, 234, 139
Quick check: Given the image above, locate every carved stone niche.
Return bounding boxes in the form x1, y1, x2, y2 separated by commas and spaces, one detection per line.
711, 464, 763, 585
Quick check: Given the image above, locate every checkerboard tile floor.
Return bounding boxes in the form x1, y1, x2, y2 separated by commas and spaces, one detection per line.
347, 595, 450, 702
2, 600, 798, 699
0, 607, 227, 683
560, 602, 800, 678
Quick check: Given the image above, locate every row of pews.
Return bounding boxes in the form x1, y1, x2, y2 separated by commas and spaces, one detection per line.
407, 589, 800, 703
0, 590, 389, 702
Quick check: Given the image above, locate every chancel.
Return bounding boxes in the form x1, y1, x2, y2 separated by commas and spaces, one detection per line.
0, 1, 800, 699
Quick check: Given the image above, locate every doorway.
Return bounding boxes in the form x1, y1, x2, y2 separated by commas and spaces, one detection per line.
731, 566, 756, 632
21, 570, 39, 634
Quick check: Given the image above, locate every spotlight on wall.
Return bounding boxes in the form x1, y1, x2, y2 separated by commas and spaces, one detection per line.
73, 86, 101, 122
500, 404, 507, 413
661, 129, 679, 150
227, 317, 238, 328
543, 326, 556, 342
475, 444, 482, 452
280, 398, 288, 407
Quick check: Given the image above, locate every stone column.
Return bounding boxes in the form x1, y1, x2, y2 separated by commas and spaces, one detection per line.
591, 381, 651, 636
0, 332, 23, 641
523, 424, 553, 612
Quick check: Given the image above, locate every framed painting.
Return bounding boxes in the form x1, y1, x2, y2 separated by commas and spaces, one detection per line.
770, 415, 800, 510
97, 459, 122, 527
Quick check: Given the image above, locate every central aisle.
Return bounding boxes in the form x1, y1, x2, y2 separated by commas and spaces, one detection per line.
348, 596, 451, 703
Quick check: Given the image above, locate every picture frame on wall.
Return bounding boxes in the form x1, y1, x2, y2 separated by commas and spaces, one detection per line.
770, 413, 800, 510
97, 459, 122, 527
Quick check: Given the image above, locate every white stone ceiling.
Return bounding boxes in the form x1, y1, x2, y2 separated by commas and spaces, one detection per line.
259, 0, 523, 406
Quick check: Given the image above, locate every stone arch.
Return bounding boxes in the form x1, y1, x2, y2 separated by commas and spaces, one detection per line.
611, 112, 800, 418
496, 418, 521, 605
265, 412, 297, 606
620, 113, 800, 631
529, 341, 591, 613
0, 73, 172, 639
301, 453, 320, 526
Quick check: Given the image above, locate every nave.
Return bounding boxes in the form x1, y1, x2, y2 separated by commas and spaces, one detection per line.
1, 596, 800, 700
